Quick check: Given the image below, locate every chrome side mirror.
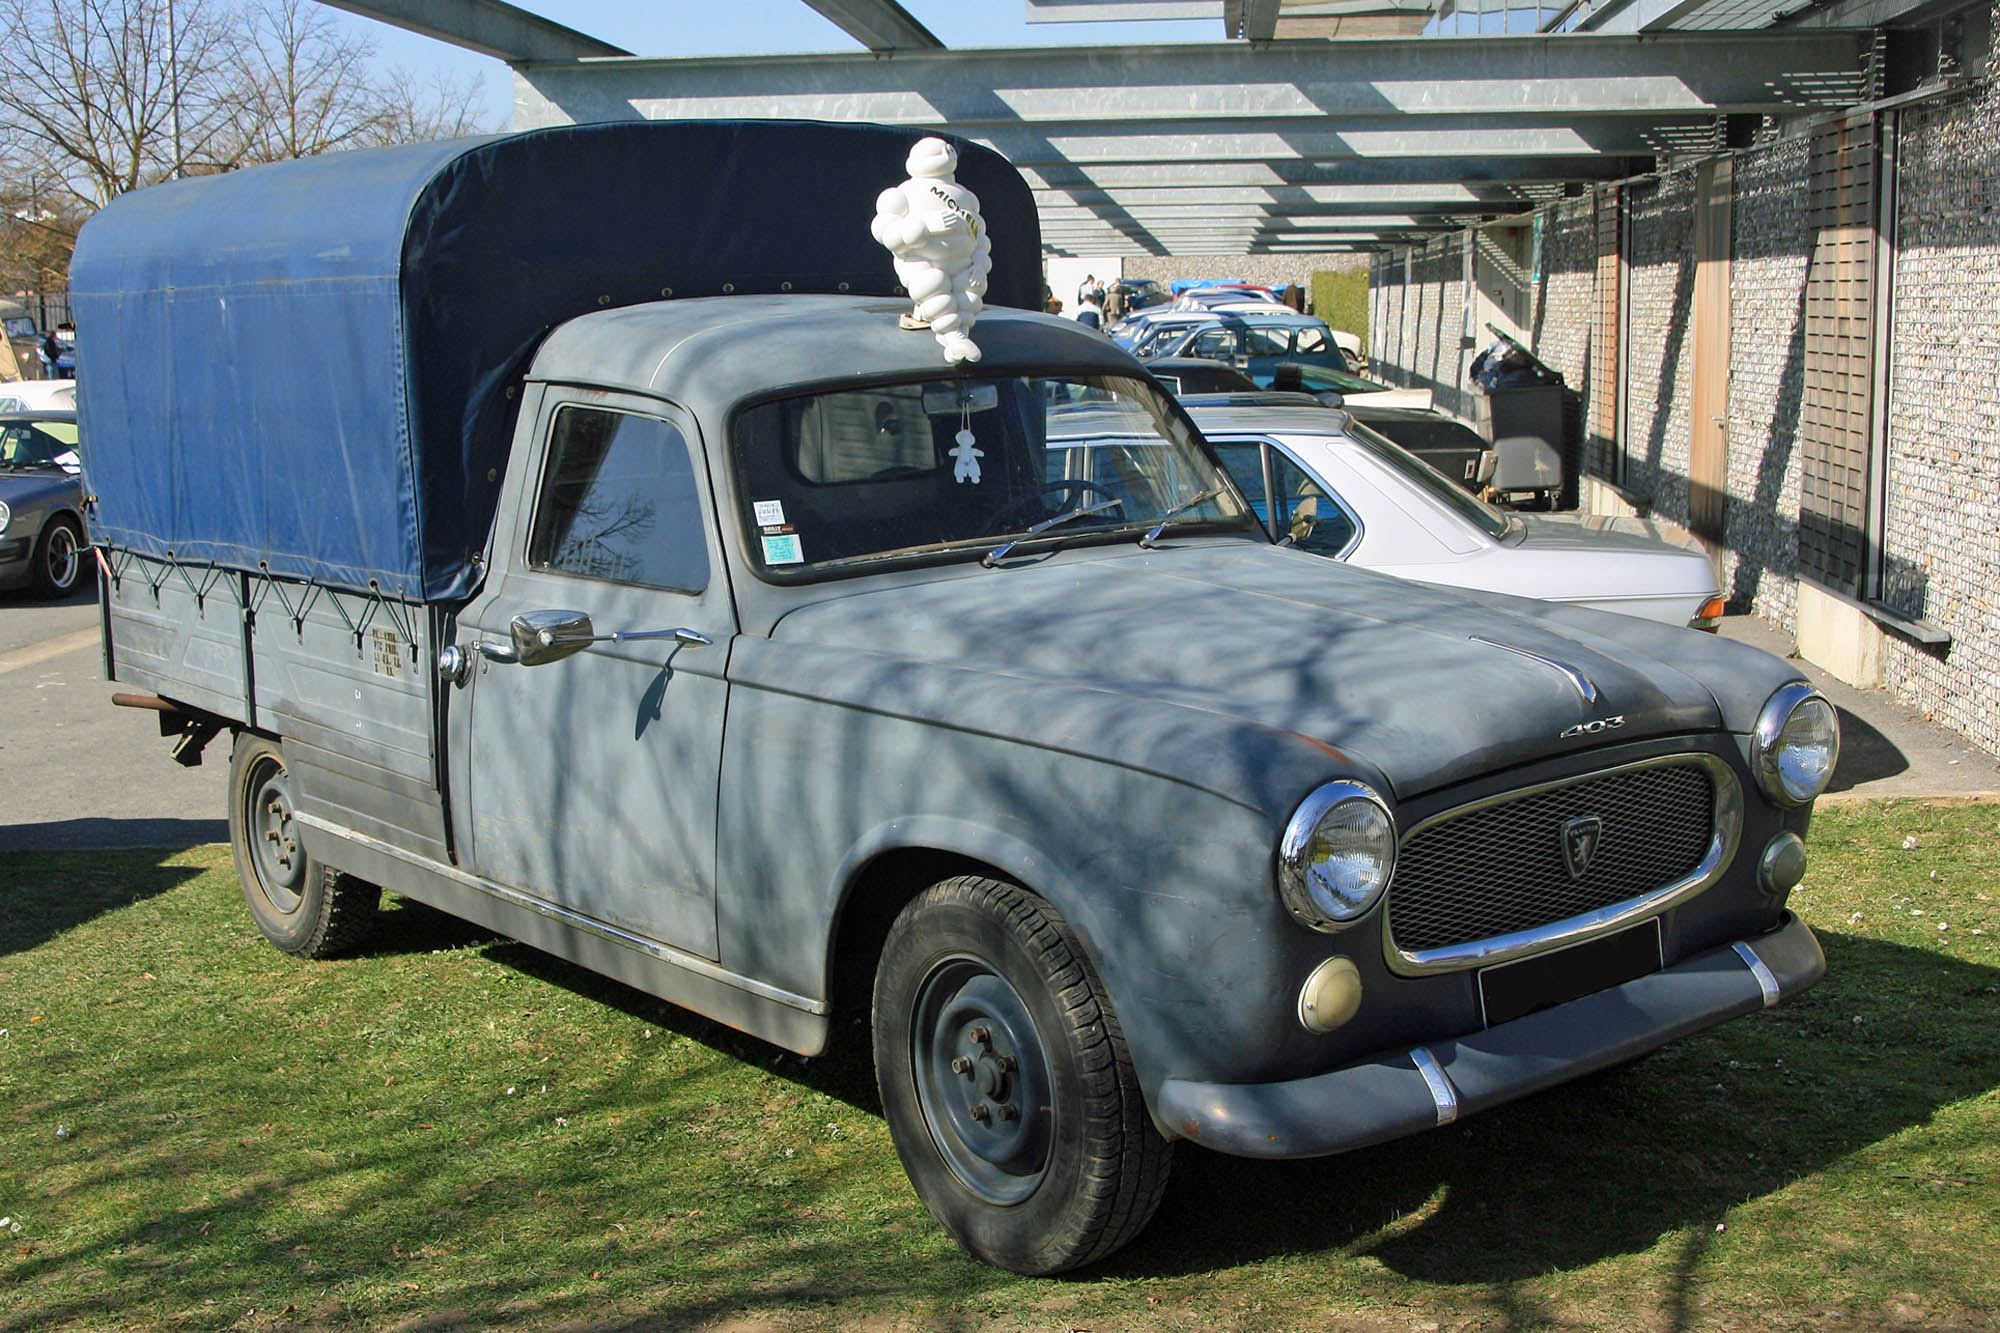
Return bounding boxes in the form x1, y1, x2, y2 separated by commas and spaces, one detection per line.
510, 608, 596, 666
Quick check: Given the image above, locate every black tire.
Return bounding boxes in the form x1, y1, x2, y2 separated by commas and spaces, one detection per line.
29, 516, 87, 598
227, 734, 379, 957
872, 876, 1173, 1275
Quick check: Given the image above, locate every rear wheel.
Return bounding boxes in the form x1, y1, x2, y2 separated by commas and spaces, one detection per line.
29, 516, 85, 598
227, 734, 378, 957
873, 876, 1172, 1274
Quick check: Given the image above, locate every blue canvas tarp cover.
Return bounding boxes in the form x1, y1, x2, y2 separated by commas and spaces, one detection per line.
69, 120, 1041, 601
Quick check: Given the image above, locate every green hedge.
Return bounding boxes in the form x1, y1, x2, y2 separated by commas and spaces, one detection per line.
1310, 269, 1369, 351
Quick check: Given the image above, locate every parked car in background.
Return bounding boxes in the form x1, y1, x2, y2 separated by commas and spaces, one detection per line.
1108, 308, 1212, 353
0, 409, 90, 597
1188, 400, 1725, 629
1144, 311, 1353, 383
1141, 356, 1259, 395
1, 300, 45, 381
0, 379, 79, 413
1270, 361, 1434, 413
1113, 276, 1167, 312
1173, 284, 1282, 308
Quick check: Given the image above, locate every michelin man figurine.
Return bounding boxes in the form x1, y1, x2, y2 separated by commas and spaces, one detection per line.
872, 136, 992, 365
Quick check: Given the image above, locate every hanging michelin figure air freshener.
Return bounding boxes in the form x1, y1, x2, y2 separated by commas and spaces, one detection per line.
872, 136, 992, 365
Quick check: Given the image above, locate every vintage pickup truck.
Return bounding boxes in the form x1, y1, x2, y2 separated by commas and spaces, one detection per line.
73, 121, 1838, 1275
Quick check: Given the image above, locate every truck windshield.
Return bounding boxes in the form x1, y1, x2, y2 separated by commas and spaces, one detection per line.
733, 373, 1253, 578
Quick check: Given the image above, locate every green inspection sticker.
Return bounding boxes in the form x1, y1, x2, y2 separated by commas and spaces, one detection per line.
762, 532, 803, 565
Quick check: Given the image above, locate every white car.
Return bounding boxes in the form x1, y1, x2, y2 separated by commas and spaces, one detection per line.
0, 379, 77, 412
1189, 401, 1726, 629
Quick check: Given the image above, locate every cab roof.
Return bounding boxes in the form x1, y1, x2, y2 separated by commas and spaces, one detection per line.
532, 295, 1147, 421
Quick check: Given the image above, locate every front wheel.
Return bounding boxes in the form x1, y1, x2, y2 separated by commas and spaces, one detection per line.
872, 877, 1173, 1274
227, 734, 378, 957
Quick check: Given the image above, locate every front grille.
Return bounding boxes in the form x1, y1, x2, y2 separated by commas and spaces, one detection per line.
1388, 760, 1718, 957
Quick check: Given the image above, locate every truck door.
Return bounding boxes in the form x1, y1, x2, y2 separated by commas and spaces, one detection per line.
456, 393, 733, 959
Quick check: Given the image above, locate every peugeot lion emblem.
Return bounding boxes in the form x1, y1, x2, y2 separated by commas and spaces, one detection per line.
1561, 815, 1604, 880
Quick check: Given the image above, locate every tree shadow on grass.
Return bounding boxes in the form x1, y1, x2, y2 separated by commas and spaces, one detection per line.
1103, 929, 2000, 1289
5, 920, 1994, 1331
339, 904, 2000, 1300
0, 849, 207, 957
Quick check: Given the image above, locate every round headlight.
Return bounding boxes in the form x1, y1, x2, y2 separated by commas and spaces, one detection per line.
1752, 683, 1840, 807
1279, 781, 1396, 931
0, 499, 11, 534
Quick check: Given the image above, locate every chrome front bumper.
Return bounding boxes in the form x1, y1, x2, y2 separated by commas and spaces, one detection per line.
1154, 913, 1824, 1159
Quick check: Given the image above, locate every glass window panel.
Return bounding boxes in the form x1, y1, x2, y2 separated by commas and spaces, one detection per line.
529, 406, 710, 592
1268, 451, 1356, 555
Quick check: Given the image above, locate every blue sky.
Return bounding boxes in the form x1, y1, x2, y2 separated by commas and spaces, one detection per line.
324, 2, 1215, 129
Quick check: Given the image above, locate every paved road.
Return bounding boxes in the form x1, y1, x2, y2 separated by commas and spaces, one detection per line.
0, 583, 228, 852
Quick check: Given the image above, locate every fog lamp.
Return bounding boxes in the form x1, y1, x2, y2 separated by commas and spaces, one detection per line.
1298, 957, 1363, 1033
1759, 831, 1808, 896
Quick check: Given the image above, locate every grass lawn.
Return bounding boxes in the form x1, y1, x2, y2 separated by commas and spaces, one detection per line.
2, 798, 1997, 1331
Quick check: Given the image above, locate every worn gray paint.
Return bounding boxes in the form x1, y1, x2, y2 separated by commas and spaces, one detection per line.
117, 292, 1826, 1149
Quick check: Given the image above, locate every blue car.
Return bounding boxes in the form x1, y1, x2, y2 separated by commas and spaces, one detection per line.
1142, 311, 1353, 384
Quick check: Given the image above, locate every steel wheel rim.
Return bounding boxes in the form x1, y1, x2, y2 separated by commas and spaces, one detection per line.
245, 757, 305, 915
45, 525, 78, 590
911, 954, 1054, 1205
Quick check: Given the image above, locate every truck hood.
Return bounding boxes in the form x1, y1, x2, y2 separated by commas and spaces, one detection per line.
765, 541, 1743, 799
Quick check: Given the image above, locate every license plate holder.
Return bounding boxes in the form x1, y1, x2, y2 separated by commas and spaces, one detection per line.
1479, 919, 1665, 1028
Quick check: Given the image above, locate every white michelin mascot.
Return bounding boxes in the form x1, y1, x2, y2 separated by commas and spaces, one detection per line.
872, 136, 992, 365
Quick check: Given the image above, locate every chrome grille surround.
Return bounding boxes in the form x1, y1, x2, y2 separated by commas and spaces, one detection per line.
1383, 754, 1743, 977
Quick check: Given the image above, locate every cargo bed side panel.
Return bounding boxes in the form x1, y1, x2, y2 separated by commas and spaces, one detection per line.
104, 551, 448, 861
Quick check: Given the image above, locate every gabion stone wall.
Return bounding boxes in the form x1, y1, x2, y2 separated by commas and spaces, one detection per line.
1529, 196, 1596, 395
1622, 169, 1700, 528
1375, 237, 1473, 418
1366, 76, 2000, 759
1725, 135, 1813, 631
1883, 81, 2000, 752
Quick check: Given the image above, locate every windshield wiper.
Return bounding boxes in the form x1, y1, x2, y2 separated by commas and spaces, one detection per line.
1139, 487, 1225, 548
982, 498, 1126, 568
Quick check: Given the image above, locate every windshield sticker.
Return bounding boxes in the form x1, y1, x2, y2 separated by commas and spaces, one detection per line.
762, 532, 804, 565
753, 499, 787, 527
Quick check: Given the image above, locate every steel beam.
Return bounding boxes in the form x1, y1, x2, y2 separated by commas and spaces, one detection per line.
1019, 156, 1650, 188
315, 0, 628, 62
962, 117, 1720, 164
514, 34, 1870, 127
799, 0, 945, 51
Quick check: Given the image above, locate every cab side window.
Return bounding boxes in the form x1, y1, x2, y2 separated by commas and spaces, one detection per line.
528, 406, 710, 592
1188, 328, 1237, 361
1245, 327, 1291, 357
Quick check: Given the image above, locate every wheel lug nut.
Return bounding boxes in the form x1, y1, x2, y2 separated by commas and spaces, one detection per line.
968, 1026, 990, 1045
998, 1104, 1019, 1122
950, 1056, 972, 1075
999, 1054, 1017, 1072
968, 1103, 990, 1122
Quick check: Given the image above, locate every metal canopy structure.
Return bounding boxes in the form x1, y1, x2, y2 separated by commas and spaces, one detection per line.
321, 0, 1970, 257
